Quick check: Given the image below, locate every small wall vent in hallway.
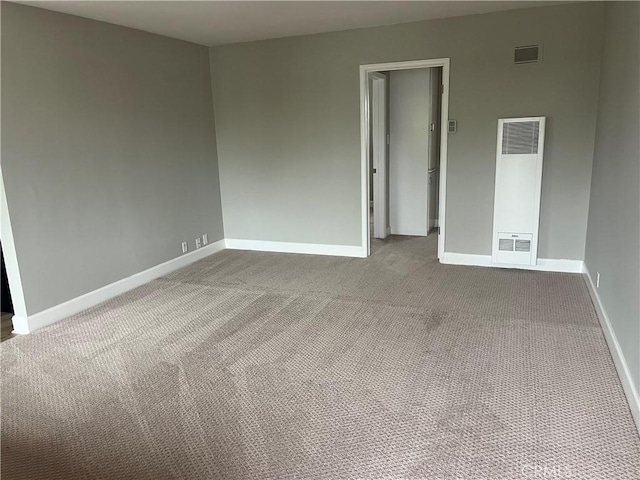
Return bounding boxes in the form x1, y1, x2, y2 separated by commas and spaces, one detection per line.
492, 117, 546, 266
514, 45, 541, 64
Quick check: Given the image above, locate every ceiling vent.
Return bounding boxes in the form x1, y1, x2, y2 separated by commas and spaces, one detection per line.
514, 45, 541, 64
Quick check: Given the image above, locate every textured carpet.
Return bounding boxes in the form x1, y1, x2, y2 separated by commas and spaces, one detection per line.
2, 235, 639, 479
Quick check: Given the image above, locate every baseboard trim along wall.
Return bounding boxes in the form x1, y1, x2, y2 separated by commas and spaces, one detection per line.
11, 238, 364, 334
9, 244, 589, 335
583, 266, 640, 434
11, 239, 226, 335
441, 252, 584, 273
225, 239, 367, 258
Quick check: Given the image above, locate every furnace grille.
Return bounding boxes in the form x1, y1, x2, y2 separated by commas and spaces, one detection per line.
502, 121, 539, 155
515, 239, 531, 252
499, 239, 514, 251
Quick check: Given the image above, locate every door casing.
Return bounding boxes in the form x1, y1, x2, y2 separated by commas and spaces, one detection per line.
370, 72, 389, 239
359, 58, 451, 259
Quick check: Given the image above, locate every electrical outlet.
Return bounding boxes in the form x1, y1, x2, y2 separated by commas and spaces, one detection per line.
181, 241, 188, 253
202, 234, 208, 246
195, 238, 202, 249
596, 272, 600, 288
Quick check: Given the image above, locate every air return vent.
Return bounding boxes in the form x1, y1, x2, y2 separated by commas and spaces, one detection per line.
515, 239, 531, 252
502, 121, 539, 154
514, 45, 541, 64
499, 239, 514, 251
495, 233, 534, 263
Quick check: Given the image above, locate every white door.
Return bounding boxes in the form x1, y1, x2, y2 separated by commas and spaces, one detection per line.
426, 68, 441, 233
389, 68, 429, 236
371, 73, 389, 239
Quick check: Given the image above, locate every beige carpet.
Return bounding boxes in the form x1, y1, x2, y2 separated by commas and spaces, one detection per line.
2, 235, 639, 479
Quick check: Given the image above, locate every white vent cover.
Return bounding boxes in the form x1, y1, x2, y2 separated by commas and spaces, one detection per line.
492, 117, 546, 265
502, 121, 539, 154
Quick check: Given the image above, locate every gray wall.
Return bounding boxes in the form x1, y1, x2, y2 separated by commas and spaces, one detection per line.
1, 3, 224, 314
209, 3, 603, 257
584, 2, 640, 393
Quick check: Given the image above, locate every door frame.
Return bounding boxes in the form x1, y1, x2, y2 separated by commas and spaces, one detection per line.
359, 58, 450, 259
0, 167, 27, 327
370, 72, 389, 239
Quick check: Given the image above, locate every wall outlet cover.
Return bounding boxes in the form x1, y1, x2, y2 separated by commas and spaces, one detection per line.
195, 238, 201, 249
181, 241, 188, 253
202, 234, 208, 245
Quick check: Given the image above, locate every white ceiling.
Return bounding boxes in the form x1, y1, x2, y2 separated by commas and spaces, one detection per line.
15, 1, 566, 47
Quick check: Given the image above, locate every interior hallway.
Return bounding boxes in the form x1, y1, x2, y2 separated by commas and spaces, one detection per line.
2, 236, 639, 479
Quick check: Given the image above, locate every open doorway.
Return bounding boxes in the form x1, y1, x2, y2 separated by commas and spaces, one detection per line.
360, 58, 450, 259
1, 244, 15, 341
1, 167, 26, 337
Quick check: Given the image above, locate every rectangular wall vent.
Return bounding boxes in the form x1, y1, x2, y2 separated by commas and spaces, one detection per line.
515, 239, 531, 252
499, 238, 514, 251
502, 121, 540, 155
494, 232, 535, 264
514, 45, 541, 64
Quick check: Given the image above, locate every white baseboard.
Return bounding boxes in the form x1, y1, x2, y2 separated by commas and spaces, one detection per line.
11, 237, 366, 335
11, 239, 226, 335
9, 244, 583, 335
583, 265, 640, 435
225, 239, 366, 258
441, 252, 584, 273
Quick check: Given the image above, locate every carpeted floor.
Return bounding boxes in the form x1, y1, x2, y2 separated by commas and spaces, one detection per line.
2, 235, 639, 479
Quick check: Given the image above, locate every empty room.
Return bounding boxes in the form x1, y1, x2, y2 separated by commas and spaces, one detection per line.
1, 1, 639, 479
